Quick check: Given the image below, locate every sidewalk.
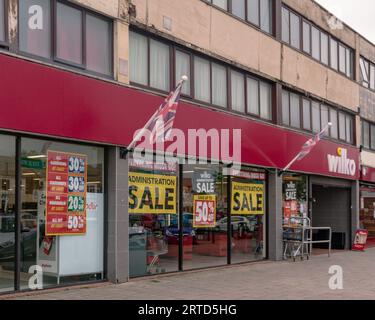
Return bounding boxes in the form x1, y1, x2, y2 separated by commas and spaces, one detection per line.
3, 248, 375, 300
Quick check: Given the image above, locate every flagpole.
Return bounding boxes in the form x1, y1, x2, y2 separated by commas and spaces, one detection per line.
120, 75, 188, 159
278, 122, 332, 177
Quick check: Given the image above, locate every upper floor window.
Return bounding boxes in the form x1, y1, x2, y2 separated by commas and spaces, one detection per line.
362, 120, 375, 150
0, 0, 7, 45
282, 89, 354, 144
209, 0, 273, 34
19, 0, 112, 76
129, 30, 273, 121
282, 6, 353, 80
360, 56, 375, 91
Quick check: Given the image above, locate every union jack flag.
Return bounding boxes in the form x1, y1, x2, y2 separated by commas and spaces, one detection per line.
281, 123, 331, 173
127, 77, 187, 150
147, 79, 185, 144
296, 124, 330, 161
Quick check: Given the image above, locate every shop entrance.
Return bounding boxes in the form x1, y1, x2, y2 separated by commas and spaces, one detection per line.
311, 185, 351, 250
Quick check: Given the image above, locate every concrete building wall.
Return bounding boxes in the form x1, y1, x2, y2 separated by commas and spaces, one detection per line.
130, 0, 360, 112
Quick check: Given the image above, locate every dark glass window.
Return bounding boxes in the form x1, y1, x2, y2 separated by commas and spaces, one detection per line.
338, 112, 346, 141
311, 26, 320, 60
19, 0, 51, 58
371, 124, 375, 150
247, 0, 259, 26
56, 2, 83, 65
320, 32, 329, 65
19, 1, 112, 76
302, 98, 311, 130
86, 14, 111, 76
0, 134, 15, 293
312, 101, 320, 133
129, 31, 273, 119
259, 81, 272, 120
129, 31, 148, 86
210, 0, 272, 34
302, 21, 311, 54
231, 70, 245, 113
362, 121, 370, 149
247, 77, 259, 116
282, 6, 353, 80
290, 93, 300, 128
339, 44, 346, 74
282, 90, 290, 126
320, 104, 329, 129
232, 0, 245, 20
194, 56, 211, 103
330, 39, 338, 71
0, 0, 5, 43
260, 0, 271, 33
282, 7, 290, 44
329, 108, 338, 139
212, 0, 228, 10
211, 63, 227, 108
150, 39, 170, 91
360, 57, 375, 91
290, 12, 300, 49
175, 50, 191, 95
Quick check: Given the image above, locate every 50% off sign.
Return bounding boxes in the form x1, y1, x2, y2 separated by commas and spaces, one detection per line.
193, 194, 217, 228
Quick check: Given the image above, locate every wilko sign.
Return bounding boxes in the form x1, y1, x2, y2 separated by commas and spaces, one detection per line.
327, 148, 357, 177
46, 151, 88, 236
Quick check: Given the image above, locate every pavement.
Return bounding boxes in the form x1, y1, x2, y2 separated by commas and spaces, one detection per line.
2, 248, 375, 300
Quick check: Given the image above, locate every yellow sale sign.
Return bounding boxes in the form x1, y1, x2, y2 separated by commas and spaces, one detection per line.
231, 182, 264, 215
128, 172, 177, 214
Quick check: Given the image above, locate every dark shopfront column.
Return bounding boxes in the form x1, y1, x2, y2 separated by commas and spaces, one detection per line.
107, 147, 129, 283
351, 180, 360, 243
268, 170, 283, 261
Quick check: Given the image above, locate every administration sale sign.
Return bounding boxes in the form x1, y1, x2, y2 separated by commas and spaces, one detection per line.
46, 151, 87, 236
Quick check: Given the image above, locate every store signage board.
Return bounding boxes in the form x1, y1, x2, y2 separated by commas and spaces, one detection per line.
193, 194, 216, 228
192, 170, 216, 193
21, 158, 45, 169
231, 181, 264, 215
352, 229, 368, 251
46, 151, 87, 236
128, 172, 177, 214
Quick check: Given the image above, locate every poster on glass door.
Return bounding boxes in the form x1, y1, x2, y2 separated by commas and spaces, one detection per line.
46, 151, 87, 236
193, 194, 217, 228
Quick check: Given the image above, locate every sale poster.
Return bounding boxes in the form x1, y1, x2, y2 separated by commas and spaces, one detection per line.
231, 182, 264, 215
128, 172, 177, 214
46, 151, 87, 236
193, 194, 216, 228
352, 229, 368, 251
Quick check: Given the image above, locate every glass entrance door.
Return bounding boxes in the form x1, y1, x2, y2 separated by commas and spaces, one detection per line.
0, 134, 16, 292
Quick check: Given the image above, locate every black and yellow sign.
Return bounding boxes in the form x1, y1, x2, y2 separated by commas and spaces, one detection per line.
129, 172, 177, 214
231, 181, 264, 215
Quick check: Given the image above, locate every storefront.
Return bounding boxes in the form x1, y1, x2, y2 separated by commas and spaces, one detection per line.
127, 154, 267, 277
360, 166, 375, 247
282, 172, 355, 250
0, 133, 105, 293
0, 52, 362, 289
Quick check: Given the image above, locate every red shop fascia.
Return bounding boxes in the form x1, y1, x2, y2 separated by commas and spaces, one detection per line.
0, 53, 360, 181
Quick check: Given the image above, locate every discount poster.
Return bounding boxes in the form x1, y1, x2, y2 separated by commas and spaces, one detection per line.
193, 194, 216, 228
46, 151, 87, 236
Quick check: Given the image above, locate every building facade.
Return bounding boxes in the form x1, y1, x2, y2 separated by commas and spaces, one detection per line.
0, 0, 373, 293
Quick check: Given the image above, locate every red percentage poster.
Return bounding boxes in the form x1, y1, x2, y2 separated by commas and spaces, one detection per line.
193, 195, 216, 228
352, 229, 368, 251
46, 151, 87, 236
